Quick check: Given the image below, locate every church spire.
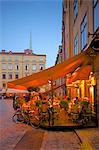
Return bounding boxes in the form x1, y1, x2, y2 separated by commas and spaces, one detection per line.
29, 32, 32, 50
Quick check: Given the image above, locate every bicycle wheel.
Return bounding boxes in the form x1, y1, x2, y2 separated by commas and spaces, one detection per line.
12, 112, 24, 123
29, 115, 40, 128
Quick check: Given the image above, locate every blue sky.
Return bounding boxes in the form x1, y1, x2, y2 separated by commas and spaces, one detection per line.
0, 0, 62, 68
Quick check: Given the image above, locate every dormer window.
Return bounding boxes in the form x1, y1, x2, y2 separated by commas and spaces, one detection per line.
9, 51, 12, 54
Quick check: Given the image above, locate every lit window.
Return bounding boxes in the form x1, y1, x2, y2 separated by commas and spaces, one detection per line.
93, 0, 99, 31
74, 34, 78, 55
8, 64, 13, 70
2, 63, 6, 70
8, 73, 12, 79
32, 64, 37, 71
74, 0, 78, 21
80, 15, 88, 50
2, 73, 6, 79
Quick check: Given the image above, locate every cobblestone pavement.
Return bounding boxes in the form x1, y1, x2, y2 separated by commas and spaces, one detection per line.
76, 128, 99, 150
0, 99, 30, 150
40, 131, 81, 150
15, 129, 81, 150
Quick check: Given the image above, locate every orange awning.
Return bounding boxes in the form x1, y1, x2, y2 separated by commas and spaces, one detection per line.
71, 65, 92, 82
8, 51, 92, 90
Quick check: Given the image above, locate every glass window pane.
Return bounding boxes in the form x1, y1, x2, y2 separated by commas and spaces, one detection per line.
80, 15, 88, 50
2, 64, 6, 70
94, 2, 99, 31
32, 64, 37, 71
8, 64, 12, 70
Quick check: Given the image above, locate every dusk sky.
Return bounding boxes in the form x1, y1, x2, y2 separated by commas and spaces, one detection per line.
0, 0, 62, 68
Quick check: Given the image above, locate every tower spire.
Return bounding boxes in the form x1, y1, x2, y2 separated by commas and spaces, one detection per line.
29, 32, 32, 50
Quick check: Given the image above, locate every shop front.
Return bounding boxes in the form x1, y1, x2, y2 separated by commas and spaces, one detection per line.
7, 47, 99, 128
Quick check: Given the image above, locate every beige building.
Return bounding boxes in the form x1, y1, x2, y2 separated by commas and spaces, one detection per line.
61, 0, 99, 126
0, 49, 46, 93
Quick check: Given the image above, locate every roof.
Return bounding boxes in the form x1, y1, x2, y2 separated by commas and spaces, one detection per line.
0, 50, 46, 57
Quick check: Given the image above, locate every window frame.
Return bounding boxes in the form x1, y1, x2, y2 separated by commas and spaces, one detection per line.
80, 14, 88, 50
2, 83, 6, 88
2, 63, 6, 70
74, 33, 78, 55
15, 64, 19, 70
39, 64, 44, 70
8, 63, 13, 70
74, 0, 78, 21
2, 73, 6, 79
15, 74, 19, 79
8, 73, 12, 79
32, 64, 37, 71
93, 0, 99, 32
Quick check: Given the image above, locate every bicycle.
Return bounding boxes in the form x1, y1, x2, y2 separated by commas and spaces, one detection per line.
12, 108, 40, 128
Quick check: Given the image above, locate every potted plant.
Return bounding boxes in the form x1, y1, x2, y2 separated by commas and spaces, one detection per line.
59, 100, 69, 111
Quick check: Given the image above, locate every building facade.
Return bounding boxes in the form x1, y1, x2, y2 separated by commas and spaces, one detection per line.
0, 49, 46, 93
62, 0, 99, 59
61, 0, 99, 126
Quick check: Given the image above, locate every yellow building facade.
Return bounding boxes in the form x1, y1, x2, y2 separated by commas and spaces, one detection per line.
0, 49, 46, 93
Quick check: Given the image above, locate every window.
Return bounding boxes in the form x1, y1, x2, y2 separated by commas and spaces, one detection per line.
3, 83, 6, 88
2, 73, 6, 79
25, 65, 29, 70
39, 57, 44, 62
15, 57, 19, 61
15, 64, 19, 70
8, 73, 12, 79
8, 64, 13, 70
39, 64, 44, 70
24, 57, 29, 61
80, 15, 88, 50
32, 58, 36, 62
8, 57, 12, 61
74, 0, 78, 21
2, 63, 6, 70
74, 34, 78, 55
93, 0, 99, 31
32, 64, 37, 71
15, 74, 19, 79
2, 57, 5, 61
